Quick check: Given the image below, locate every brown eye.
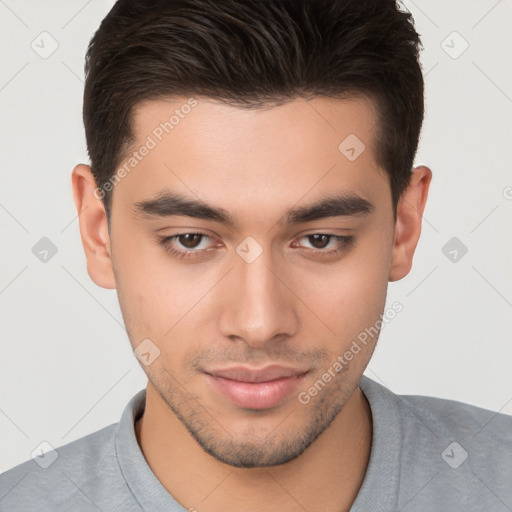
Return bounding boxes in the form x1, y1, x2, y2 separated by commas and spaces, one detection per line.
177, 233, 204, 249
157, 232, 219, 260
293, 234, 354, 259
307, 234, 331, 249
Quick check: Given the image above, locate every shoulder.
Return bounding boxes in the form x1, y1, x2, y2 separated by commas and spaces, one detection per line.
0, 423, 138, 511
360, 375, 512, 444
359, 376, 512, 510
400, 392, 512, 510
398, 390, 512, 448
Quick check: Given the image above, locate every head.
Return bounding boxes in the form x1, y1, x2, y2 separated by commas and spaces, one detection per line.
72, 0, 431, 468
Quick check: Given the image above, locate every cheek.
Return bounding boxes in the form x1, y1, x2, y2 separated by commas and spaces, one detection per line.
299, 235, 392, 361
112, 231, 223, 357
314, 242, 390, 315
110, 228, 179, 344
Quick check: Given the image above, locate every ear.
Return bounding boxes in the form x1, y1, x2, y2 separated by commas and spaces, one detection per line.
71, 164, 116, 289
389, 165, 432, 282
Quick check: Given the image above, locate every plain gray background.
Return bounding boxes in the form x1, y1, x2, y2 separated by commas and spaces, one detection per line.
1, 0, 511, 473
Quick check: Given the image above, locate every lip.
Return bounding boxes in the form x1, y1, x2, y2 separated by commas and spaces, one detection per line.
204, 365, 308, 410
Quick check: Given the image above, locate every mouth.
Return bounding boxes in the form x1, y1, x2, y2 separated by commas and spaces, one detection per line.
204, 365, 309, 410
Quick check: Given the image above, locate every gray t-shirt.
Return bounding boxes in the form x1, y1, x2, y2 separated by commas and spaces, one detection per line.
1, 376, 511, 511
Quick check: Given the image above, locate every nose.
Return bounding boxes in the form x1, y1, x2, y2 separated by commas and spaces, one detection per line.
218, 243, 299, 349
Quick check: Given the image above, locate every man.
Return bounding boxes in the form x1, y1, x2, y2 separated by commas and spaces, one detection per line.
1, 0, 510, 510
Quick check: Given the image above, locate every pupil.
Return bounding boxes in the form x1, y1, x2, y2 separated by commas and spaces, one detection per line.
180, 234, 201, 248
310, 234, 329, 249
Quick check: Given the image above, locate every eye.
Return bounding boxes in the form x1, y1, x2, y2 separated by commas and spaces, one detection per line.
157, 232, 218, 259
292, 234, 354, 258
157, 232, 354, 261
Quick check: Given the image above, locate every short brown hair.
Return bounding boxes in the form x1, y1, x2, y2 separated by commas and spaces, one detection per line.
83, 0, 424, 218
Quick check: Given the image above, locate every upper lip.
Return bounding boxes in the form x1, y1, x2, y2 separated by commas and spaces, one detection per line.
206, 365, 308, 383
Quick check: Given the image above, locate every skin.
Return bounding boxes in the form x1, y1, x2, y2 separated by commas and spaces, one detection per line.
72, 95, 431, 512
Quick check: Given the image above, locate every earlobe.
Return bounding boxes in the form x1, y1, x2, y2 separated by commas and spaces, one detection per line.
388, 165, 432, 282
71, 164, 116, 289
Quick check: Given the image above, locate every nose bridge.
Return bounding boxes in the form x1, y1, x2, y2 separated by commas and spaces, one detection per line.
218, 241, 298, 346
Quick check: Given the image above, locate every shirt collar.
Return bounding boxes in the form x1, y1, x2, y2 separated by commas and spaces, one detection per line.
115, 389, 184, 511
350, 375, 403, 511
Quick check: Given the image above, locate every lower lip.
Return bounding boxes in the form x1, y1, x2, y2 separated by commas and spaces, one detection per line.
206, 374, 306, 410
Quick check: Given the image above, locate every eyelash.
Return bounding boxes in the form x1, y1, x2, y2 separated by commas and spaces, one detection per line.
156, 232, 354, 260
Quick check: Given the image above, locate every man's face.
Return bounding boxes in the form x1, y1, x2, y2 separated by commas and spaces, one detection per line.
109, 96, 395, 467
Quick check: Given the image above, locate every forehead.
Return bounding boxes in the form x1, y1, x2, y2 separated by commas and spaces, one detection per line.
130, 94, 379, 153
116, 95, 389, 223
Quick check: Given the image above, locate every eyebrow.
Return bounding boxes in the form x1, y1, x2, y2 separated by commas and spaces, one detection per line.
133, 191, 374, 227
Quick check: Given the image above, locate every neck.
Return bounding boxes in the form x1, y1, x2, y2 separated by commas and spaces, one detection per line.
136, 383, 372, 512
